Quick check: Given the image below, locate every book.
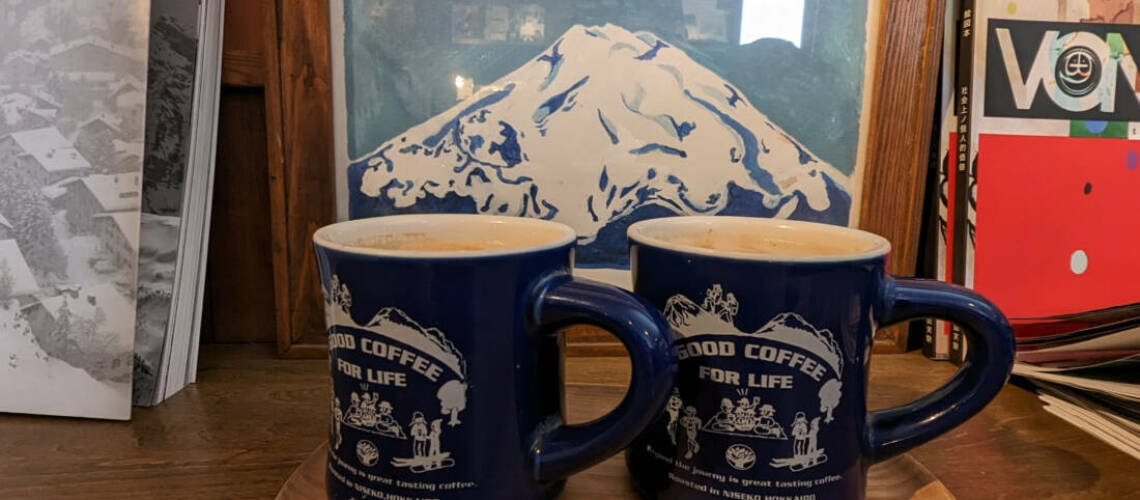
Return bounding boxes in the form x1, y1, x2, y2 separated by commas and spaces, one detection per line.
933, 0, 1140, 350
1016, 314, 1140, 370
1018, 345, 1140, 459
133, 0, 225, 407
947, 0, 977, 366
1012, 302, 1140, 340
925, 0, 964, 360
916, 86, 944, 356
1032, 381, 1140, 460
1020, 315, 1140, 351
0, 0, 150, 420
1018, 349, 1140, 371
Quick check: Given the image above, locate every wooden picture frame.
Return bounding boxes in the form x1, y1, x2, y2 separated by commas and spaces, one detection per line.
262, 0, 945, 358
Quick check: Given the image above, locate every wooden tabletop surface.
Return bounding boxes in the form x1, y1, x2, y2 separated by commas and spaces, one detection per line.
276, 441, 955, 500
0, 344, 1137, 499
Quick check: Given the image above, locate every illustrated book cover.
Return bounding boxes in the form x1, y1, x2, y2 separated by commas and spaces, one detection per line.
935, 0, 1140, 359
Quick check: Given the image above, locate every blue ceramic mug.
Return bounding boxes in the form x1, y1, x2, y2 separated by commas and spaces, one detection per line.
624, 217, 1015, 500
313, 214, 677, 499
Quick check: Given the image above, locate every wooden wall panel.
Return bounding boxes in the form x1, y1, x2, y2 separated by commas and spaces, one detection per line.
859, 0, 947, 351
275, 0, 336, 354
204, 0, 278, 343
220, 0, 265, 87
209, 0, 335, 353
204, 89, 277, 343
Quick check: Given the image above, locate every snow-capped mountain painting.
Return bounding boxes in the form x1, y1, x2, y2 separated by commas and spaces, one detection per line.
333, 2, 876, 268
664, 285, 843, 376
348, 24, 848, 265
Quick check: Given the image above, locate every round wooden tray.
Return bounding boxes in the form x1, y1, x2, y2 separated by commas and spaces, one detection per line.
277, 443, 953, 500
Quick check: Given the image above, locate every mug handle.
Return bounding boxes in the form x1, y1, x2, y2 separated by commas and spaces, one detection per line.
528, 274, 677, 482
867, 278, 1015, 463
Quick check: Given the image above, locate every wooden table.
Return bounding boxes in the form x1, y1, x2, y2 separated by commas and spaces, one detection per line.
275, 443, 953, 500
0, 345, 1137, 499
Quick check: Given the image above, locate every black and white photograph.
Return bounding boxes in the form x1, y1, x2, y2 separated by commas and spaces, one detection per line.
0, 0, 149, 420
132, 0, 198, 407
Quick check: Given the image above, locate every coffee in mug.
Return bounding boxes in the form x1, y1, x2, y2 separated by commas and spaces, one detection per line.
352, 224, 568, 252
666, 226, 864, 256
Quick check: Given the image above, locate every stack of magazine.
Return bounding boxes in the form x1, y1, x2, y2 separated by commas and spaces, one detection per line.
922, 0, 1140, 459
1013, 306, 1140, 460
0, 0, 224, 420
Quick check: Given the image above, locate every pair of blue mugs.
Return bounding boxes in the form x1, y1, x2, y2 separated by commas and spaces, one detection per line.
314, 215, 1014, 500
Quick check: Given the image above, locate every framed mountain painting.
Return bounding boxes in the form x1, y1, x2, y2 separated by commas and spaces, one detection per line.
330, 0, 883, 280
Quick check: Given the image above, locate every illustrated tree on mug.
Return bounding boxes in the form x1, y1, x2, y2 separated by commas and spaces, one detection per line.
819, 379, 842, 423
438, 380, 468, 427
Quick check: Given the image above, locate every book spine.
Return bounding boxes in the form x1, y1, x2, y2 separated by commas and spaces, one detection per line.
920, 85, 944, 358
940, 137, 956, 361
925, 0, 959, 360
948, 0, 975, 366
923, 139, 952, 360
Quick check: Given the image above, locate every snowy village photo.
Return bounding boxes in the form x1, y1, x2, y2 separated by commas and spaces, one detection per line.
0, 0, 150, 420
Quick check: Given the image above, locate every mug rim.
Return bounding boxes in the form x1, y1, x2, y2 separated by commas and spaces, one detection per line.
627, 216, 892, 263
313, 214, 577, 259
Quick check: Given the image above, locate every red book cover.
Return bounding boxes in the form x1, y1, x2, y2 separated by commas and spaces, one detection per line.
975, 134, 1140, 319
959, 0, 1140, 342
